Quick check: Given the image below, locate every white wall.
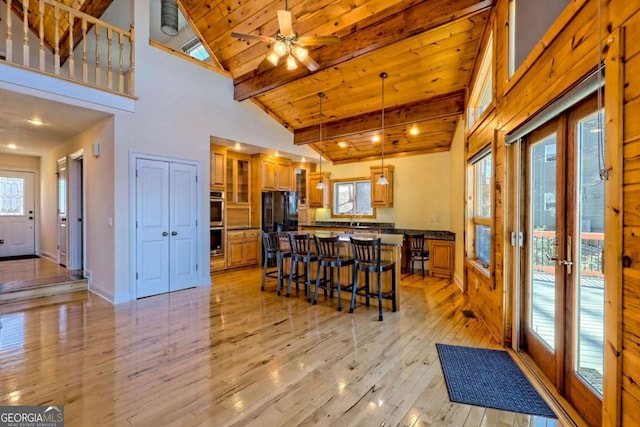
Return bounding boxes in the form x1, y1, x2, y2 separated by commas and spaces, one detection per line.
322, 151, 453, 231
39, 117, 116, 299
0, 153, 40, 169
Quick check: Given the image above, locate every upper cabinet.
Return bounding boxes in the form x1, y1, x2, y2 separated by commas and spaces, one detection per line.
370, 165, 394, 207
309, 171, 331, 208
210, 145, 226, 190
292, 162, 316, 206
252, 154, 292, 191
226, 151, 250, 204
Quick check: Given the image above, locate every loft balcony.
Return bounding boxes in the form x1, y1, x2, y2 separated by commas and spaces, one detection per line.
0, 0, 134, 97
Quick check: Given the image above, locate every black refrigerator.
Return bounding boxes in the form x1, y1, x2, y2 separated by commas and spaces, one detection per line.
261, 191, 298, 233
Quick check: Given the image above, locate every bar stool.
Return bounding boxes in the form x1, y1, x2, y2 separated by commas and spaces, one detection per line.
405, 233, 430, 276
349, 237, 397, 321
313, 234, 355, 311
287, 233, 318, 301
261, 231, 291, 295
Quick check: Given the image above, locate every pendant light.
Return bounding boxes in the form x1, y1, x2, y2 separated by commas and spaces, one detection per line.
316, 92, 326, 190
377, 72, 389, 185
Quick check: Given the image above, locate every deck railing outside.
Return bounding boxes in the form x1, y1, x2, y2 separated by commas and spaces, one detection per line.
2, 0, 134, 95
532, 230, 604, 280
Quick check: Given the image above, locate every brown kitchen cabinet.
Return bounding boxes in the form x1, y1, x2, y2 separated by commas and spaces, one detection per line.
226, 229, 260, 268
309, 172, 331, 208
429, 240, 454, 279
210, 145, 225, 190
226, 151, 250, 204
370, 165, 394, 207
292, 162, 316, 206
252, 154, 292, 191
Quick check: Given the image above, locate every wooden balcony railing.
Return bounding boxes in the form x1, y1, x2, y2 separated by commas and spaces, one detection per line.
3, 0, 134, 96
532, 230, 604, 277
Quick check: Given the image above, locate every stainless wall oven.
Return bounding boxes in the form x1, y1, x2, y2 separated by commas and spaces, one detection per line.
210, 191, 224, 227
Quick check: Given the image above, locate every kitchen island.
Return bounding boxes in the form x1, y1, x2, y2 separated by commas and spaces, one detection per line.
300, 223, 455, 279
292, 229, 403, 312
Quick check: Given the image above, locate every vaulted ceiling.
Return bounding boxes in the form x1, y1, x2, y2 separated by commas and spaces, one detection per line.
182, 0, 492, 163
10, 0, 492, 163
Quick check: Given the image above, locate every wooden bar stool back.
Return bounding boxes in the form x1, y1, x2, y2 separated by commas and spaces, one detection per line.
261, 231, 291, 295
349, 237, 397, 321
287, 233, 318, 301
313, 235, 355, 311
406, 233, 430, 276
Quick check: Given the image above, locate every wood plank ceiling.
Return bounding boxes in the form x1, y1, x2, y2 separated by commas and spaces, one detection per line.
10, 0, 492, 164
183, 0, 492, 163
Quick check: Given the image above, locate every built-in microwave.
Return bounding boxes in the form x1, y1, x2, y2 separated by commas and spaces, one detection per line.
210, 191, 224, 227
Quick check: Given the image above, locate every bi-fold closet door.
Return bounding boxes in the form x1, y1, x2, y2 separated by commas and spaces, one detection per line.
136, 158, 198, 298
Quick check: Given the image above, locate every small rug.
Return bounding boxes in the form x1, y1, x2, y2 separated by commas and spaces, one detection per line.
0, 254, 40, 261
436, 343, 556, 418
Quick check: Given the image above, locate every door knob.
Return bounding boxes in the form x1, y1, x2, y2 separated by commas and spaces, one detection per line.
0, 239, 4, 244
162, 231, 168, 236
171, 231, 178, 236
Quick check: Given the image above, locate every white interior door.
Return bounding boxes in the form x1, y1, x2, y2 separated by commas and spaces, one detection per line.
136, 159, 171, 298
0, 170, 35, 257
57, 158, 68, 266
135, 159, 198, 298
169, 162, 198, 291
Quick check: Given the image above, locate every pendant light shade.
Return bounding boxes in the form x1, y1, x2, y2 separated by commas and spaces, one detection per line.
161, 0, 179, 36
316, 92, 326, 190
377, 72, 389, 185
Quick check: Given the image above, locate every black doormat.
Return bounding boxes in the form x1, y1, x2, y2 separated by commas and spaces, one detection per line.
436, 343, 556, 418
0, 254, 40, 261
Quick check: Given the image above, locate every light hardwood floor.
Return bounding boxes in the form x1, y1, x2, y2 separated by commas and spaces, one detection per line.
0, 267, 560, 426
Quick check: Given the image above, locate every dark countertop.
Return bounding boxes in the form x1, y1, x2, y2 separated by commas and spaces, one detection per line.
295, 229, 404, 247
300, 223, 455, 241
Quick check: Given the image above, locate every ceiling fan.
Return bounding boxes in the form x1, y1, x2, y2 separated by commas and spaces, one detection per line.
231, 1, 339, 72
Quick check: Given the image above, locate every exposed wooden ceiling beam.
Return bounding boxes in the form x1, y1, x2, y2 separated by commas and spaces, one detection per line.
233, 0, 492, 101
293, 90, 465, 145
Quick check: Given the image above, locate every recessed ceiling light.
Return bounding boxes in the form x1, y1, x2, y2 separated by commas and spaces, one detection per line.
338, 141, 347, 148
7, 143, 17, 149
27, 118, 46, 126
372, 134, 381, 143
409, 126, 420, 136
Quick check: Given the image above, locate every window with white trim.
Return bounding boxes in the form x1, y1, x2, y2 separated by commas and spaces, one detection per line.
467, 150, 492, 268
467, 34, 493, 129
332, 180, 373, 216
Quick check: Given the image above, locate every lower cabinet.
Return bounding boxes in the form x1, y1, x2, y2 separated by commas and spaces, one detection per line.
226, 229, 260, 268
429, 240, 454, 279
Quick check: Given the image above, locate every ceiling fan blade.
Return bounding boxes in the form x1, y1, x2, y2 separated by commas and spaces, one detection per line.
277, 10, 294, 36
297, 35, 340, 46
296, 53, 320, 72
231, 32, 274, 44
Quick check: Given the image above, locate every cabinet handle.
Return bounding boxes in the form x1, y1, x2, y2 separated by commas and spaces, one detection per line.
171, 231, 178, 236
162, 231, 168, 237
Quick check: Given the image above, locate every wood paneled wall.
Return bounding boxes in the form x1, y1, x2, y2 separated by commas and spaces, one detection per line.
464, 0, 640, 425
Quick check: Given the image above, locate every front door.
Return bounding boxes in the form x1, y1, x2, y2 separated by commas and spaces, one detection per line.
0, 170, 35, 257
136, 158, 198, 298
521, 96, 603, 426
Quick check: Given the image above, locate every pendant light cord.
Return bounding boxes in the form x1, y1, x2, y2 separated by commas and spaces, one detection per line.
380, 72, 387, 174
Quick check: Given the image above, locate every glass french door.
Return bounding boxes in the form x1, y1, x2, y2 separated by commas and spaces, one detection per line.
521, 96, 604, 426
